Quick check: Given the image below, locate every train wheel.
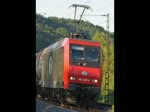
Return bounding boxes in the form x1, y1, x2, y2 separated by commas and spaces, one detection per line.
66, 91, 77, 105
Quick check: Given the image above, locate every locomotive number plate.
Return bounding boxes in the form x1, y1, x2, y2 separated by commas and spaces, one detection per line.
78, 78, 90, 82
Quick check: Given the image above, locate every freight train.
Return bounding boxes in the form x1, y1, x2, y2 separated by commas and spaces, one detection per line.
36, 32, 102, 105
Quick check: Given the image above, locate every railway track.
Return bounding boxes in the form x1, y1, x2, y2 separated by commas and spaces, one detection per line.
36, 95, 112, 112
36, 98, 77, 112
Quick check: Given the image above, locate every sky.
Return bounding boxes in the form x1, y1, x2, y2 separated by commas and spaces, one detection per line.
36, 0, 114, 32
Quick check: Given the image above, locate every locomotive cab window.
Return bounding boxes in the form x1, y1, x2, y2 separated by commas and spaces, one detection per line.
85, 47, 99, 63
71, 45, 84, 60
70, 44, 100, 68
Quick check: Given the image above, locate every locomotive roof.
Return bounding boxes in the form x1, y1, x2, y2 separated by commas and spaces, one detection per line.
37, 37, 100, 54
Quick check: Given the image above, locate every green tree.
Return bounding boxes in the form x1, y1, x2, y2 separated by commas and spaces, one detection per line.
56, 27, 69, 37
92, 31, 114, 104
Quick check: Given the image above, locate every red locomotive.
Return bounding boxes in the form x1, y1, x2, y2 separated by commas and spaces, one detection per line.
36, 33, 102, 104
36, 4, 103, 105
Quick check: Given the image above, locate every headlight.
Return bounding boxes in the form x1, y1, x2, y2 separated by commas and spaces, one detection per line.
70, 76, 76, 80
70, 77, 73, 80
92, 79, 98, 83
94, 79, 98, 83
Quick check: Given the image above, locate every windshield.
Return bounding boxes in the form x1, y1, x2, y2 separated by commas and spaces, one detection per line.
85, 48, 99, 62
70, 44, 100, 68
71, 46, 84, 60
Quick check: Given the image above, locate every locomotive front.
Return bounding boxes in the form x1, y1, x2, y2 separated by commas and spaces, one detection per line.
67, 38, 102, 100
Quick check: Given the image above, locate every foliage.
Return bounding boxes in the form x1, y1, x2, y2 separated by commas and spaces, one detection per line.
108, 104, 114, 112
92, 31, 114, 104
56, 27, 69, 37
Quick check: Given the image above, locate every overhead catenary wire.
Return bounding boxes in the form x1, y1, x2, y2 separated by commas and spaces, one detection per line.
82, 13, 114, 31
82, 17, 89, 22
84, 0, 91, 4
94, 4, 113, 12
80, 3, 113, 31
97, 17, 114, 25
